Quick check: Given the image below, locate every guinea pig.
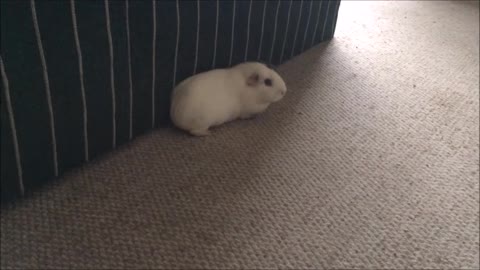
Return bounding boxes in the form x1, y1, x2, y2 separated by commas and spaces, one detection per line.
170, 62, 287, 136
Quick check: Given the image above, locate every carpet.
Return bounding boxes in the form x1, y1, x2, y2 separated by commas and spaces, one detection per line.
1, 1, 479, 269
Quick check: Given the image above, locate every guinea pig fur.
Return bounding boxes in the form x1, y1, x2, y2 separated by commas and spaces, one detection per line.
170, 62, 287, 136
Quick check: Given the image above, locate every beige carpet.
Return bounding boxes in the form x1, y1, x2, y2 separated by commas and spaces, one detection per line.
1, 1, 479, 269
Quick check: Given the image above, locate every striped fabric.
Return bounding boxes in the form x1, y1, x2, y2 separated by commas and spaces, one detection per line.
0, 0, 341, 203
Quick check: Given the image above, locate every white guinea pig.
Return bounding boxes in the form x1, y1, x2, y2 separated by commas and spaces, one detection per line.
170, 62, 287, 136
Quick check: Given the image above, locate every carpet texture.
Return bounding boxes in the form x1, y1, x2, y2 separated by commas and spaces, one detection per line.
1, 1, 479, 269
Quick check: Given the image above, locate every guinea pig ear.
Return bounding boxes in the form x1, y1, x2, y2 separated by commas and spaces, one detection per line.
246, 72, 260, 86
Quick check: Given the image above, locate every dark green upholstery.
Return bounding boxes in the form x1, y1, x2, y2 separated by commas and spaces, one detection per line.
0, 0, 341, 203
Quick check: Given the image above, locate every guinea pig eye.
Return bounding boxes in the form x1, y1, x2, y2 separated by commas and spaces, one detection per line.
264, 78, 272, 86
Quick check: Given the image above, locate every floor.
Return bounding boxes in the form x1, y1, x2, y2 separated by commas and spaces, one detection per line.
1, 1, 479, 269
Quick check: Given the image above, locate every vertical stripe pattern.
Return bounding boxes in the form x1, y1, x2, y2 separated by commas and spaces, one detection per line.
321, 0, 332, 41
70, 0, 89, 161
212, 0, 219, 68
126, 0, 133, 139
0, 0, 340, 202
280, 0, 293, 63
229, 0, 236, 66
151, 0, 157, 128
301, 0, 314, 51
193, 0, 200, 74
311, 0, 324, 48
244, 0, 252, 62
104, 0, 116, 148
173, 0, 180, 86
290, 0, 304, 58
0, 56, 24, 195
257, 0, 268, 60
268, 0, 281, 63
30, 0, 59, 177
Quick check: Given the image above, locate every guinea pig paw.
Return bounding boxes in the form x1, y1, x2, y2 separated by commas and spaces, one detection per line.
190, 129, 211, 137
